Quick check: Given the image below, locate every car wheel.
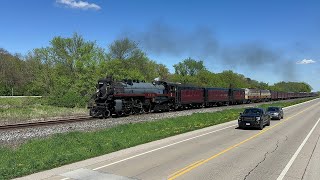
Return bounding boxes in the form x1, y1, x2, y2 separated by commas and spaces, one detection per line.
259, 120, 264, 130
266, 119, 270, 126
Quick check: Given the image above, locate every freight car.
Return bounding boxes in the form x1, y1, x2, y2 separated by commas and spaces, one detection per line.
278, 92, 288, 100
270, 90, 278, 101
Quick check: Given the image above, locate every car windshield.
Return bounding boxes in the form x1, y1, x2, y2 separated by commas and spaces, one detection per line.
243, 109, 262, 115
267, 107, 279, 112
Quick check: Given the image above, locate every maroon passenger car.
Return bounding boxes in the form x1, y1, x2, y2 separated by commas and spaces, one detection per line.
205, 88, 229, 106
175, 85, 204, 108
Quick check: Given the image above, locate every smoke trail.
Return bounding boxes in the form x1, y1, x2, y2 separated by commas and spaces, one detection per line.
123, 22, 297, 81
129, 22, 219, 57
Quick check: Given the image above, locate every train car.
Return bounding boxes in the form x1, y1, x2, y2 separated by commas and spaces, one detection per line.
270, 91, 278, 101
230, 88, 245, 104
175, 85, 204, 109
288, 92, 295, 99
300, 92, 307, 98
260, 90, 271, 101
277, 92, 285, 100
283, 92, 289, 99
244, 88, 260, 103
204, 88, 229, 106
277, 92, 287, 100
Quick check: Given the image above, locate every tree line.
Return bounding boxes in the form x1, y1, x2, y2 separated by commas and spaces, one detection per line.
0, 34, 313, 107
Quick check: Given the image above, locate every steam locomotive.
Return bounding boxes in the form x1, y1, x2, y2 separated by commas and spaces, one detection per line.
88, 76, 316, 118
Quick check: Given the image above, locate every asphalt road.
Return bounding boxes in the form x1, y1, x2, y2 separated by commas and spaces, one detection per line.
17, 98, 320, 180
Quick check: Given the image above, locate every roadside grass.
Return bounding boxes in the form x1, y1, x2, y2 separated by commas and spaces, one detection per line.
0, 97, 87, 123
0, 97, 42, 107
0, 98, 316, 179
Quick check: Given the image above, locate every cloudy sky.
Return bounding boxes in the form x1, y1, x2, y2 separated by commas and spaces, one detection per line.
0, 0, 319, 90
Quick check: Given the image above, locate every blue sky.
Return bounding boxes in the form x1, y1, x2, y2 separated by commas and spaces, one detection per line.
0, 0, 319, 91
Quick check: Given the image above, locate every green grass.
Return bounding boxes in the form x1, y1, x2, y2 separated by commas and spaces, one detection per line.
0, 97, 87, 123
0, 97, 316, 179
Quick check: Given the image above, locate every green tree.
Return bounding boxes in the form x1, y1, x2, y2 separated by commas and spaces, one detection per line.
0, 49, 30, 95
173, 58, 206, 76
109, 37, 140, 60
270, 81, 312, 92
107, 38, 170, 82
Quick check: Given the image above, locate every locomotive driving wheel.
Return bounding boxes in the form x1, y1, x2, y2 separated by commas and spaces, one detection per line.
143, 104, 151, 113
103, 110, 111, 118
90, 108, 100, 118
115, 111, 124, 117
133, 99, 143, 114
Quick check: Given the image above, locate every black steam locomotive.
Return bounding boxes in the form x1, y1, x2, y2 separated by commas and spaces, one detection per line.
88, 76, 178, 118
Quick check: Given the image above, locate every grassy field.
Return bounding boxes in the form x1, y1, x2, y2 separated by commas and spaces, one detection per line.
0, 97, 87, 123
0, 97, 316, 179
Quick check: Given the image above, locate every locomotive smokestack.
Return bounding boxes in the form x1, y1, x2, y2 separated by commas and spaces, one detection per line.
154, 77, 161, 81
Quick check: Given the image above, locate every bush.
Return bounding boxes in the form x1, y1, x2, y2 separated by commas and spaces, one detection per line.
0, 85, 11, 96
47, 91, 88, 108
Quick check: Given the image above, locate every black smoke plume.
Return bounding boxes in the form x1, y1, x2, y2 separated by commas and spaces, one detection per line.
123, 22, 297, 81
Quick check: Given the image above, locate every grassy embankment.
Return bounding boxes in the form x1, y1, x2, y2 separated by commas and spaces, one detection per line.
0, 97, 87, 123
0, 97, 317, 179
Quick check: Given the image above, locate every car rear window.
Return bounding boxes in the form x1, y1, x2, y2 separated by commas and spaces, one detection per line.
244, 109, 262, 114
267, 107, 279, 111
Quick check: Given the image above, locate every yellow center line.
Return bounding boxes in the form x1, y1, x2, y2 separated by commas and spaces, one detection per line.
168, 102, 319, 180
168, 159, 204, 178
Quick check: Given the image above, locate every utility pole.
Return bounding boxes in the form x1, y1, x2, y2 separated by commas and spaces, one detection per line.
11, 87, 13, 96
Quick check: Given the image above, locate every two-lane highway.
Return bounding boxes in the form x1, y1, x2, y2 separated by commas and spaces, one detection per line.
17, 98, 320, 180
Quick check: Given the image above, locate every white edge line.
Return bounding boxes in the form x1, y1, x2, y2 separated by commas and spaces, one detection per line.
283, 98, 318, 110
93, 124, 237, 170
277, 117, 320, 180
92, 98, 318, 171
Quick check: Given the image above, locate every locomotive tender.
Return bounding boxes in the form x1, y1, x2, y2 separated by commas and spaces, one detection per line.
88, 76, 315, 118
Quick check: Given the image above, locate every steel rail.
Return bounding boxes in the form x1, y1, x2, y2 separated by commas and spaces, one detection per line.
0, 116, 94, 130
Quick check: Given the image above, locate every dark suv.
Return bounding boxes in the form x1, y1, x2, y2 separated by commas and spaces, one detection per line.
266, 107, 283, 120
238, 108, 270, 130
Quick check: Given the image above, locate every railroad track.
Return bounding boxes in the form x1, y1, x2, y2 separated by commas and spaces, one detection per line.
0, 116, 95, 130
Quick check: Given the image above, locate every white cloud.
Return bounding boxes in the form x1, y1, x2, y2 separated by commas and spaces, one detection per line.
296, 59, 316, 65
56, 0, 101, 10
